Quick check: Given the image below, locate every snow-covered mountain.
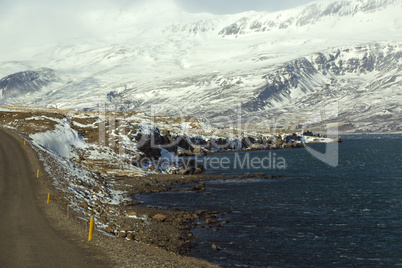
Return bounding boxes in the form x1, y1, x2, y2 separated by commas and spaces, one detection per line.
219, 0, 402, 36
0, 68, 60, 99
0, 0, 401, 133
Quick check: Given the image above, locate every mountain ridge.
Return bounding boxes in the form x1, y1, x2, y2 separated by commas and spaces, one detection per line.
0, 0, 401, 133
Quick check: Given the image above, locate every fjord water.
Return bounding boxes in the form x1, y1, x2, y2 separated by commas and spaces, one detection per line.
137, 134, 402, 267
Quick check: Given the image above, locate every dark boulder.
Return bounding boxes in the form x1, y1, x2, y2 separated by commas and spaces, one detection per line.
191, 182, 206, 191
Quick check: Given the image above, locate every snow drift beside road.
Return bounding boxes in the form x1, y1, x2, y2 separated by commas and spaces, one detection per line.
30, 120, 86, 158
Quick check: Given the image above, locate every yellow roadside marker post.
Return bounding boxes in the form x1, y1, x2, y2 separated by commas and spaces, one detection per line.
37, 170, 39, 178
88, 217, 94, 241
47, 194, 50, 204
24, 140, 26, 145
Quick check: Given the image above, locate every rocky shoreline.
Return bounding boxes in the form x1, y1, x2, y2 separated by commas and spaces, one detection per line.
109, 173, 283, 256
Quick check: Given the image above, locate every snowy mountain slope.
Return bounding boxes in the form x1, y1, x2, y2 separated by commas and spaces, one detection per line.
219, 0, 402, 37
245, 42, 402, 109
241, 42, 402, 133
0, 68, 61, 99
0, 0, 401, 133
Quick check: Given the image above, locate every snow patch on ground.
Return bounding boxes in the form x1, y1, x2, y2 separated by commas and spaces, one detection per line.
302, 136, 338, 143
30, 120, 86, 158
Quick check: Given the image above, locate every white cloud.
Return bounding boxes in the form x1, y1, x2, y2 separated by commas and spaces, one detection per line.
0, 0, 156, 59
0, 0, 321, 60
173, 0, 319, 14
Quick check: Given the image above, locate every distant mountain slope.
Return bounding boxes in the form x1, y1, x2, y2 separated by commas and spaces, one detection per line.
245, 42, 402, 109
242, 42, 402, 133
219, 0, 402, 36
0, 68, 60, 99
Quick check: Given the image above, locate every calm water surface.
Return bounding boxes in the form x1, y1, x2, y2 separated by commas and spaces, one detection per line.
137, 134, 402, 267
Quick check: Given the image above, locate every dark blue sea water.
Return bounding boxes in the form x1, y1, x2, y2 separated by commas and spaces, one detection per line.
137, 134, 402, 267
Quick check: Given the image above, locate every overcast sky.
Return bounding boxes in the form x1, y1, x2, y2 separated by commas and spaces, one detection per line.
174, 0, 319, 14
0, 0, 322, 60
0, 0, 320, 17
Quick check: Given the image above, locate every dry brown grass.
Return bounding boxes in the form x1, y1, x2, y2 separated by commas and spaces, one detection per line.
0, 111, 61, 134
